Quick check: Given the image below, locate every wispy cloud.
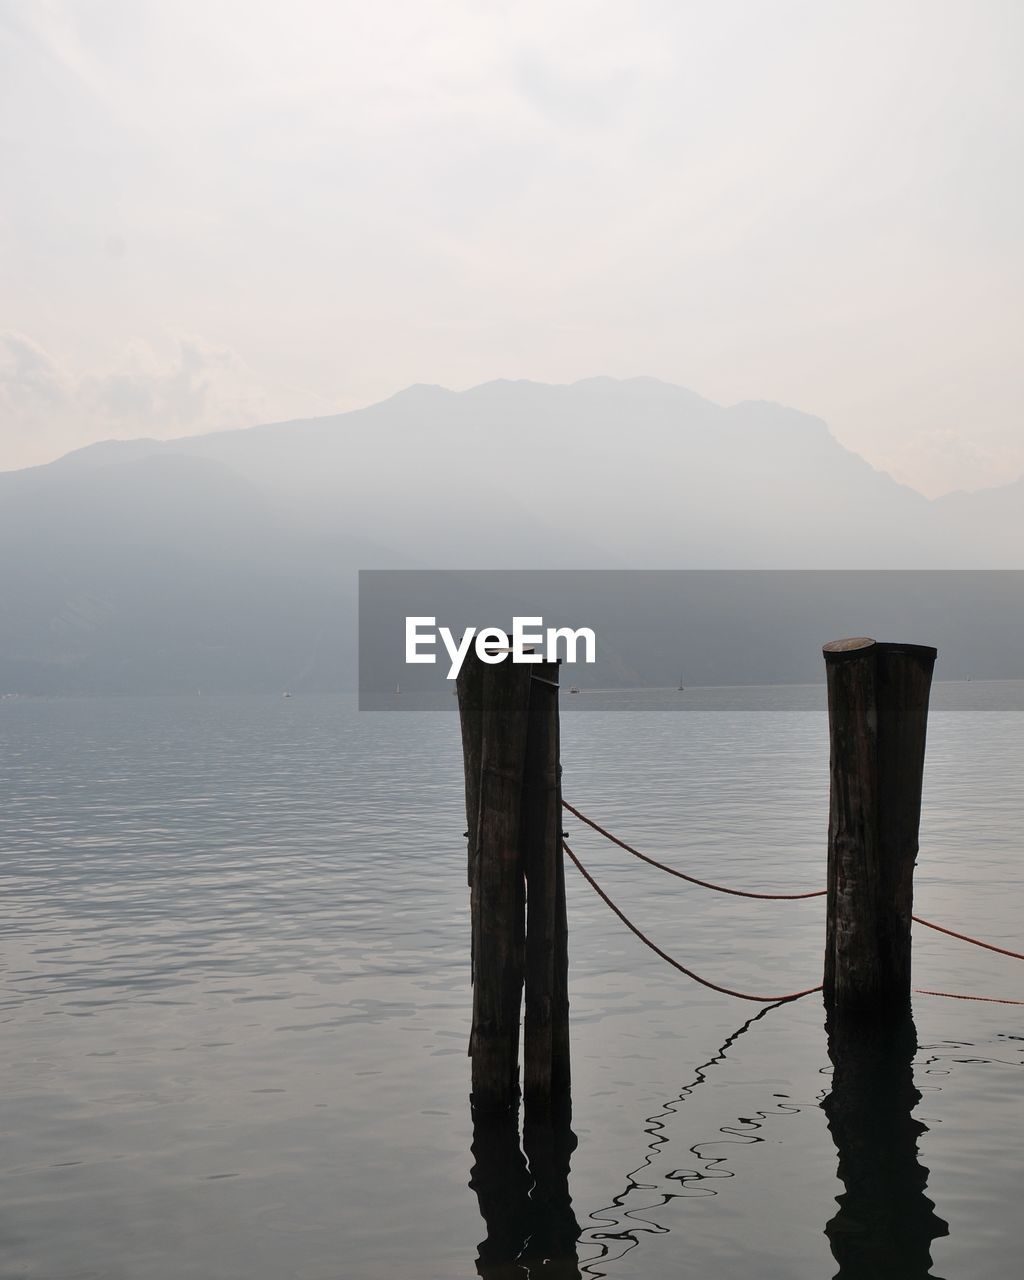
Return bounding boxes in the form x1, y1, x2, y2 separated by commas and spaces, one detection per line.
0, 332, 337, 470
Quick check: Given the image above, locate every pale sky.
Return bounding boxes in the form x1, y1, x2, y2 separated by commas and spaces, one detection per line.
1, 0, 1021, 495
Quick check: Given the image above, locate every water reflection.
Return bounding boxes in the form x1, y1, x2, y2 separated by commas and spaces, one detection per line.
470, 1102, 581, 1278
822, 1013, 949, 1280
577, 1003, 787, 1274
462, 1006, 1009, 1280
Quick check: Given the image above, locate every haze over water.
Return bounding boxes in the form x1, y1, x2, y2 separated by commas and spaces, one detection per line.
2, 687, 1022, 1278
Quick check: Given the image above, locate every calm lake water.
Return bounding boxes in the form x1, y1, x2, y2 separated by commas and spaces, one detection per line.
1, 687, 1023, 1279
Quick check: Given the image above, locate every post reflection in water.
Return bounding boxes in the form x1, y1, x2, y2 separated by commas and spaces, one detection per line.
469, 1007, 954, 1280
822, 1012, 949, 1280
469, 1101, 581, 1279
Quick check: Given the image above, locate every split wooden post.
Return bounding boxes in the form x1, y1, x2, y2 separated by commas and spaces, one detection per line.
822, 638, 937, 1017
457, 639, 571, 1113
458, 642, 532, 1111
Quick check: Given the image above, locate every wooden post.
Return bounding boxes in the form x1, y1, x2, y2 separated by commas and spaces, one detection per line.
458, 642, 532, 1112
822, 638, 937, 1017
459, 645, 485, 892
522, 660, 571, 1108
550, 770, 571, 1100
459, 646, 486, 987
458, 640, 571, 1113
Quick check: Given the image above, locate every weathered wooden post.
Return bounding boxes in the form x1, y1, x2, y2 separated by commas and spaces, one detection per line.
822, 638, 937, 1017
458, 642, 532, 1111
522, 659, 571, 1108
459, 644, 486, 895
457, 639, 570, 1112
549, 776, 571, 1103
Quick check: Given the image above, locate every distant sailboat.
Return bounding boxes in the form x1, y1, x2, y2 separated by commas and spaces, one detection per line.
677, 674, 685, 691
282, 690, 291, 698
395, 683, 400, 695
568, 685, 581, 694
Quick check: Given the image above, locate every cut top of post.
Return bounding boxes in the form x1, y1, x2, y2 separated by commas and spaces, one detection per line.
823, 638, 938, 665
822, 637, 876, 660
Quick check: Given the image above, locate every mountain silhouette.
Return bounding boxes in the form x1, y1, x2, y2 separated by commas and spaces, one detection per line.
1, 377, 1021, 692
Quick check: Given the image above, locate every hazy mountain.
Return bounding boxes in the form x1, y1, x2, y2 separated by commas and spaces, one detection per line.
1, 377, 1021, 693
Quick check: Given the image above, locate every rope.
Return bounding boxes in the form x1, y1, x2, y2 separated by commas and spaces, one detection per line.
562, 841, 1023, 1008
562, 800, 826, 900
912, 915, 1024, 962
563, 801, 1024, 964
562, 840, 822, 1005
914, 989, 1024, 1006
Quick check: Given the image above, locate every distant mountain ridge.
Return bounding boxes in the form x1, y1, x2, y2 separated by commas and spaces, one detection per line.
1, 377, 1021, 693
